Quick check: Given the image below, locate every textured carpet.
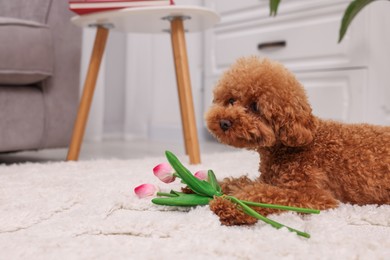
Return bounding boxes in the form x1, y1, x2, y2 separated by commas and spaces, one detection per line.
0, 150, 389, 259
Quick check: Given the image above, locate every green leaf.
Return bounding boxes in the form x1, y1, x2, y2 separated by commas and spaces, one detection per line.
339, 0, 377, 42
152, 192, 212, 206
156, 191, 177, 198
207, 170, 222, 193
227, 196, 311, 238
165, 151, 222, 197
269, 0, 281, 16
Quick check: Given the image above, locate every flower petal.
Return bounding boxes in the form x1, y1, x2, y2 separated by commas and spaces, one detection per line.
134, 184, 159, 198
153, 162, 173, 175
194, 170, 208, 181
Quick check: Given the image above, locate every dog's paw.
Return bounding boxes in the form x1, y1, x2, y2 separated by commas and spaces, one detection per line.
209, 196, 257, 225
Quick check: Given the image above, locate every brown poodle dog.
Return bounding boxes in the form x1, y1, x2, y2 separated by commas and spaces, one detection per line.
205, 57, 390, 226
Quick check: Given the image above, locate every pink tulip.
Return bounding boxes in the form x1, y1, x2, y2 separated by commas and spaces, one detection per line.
153, 162, 176, 183
134, 184, 159, 198
194, 170, 208, 181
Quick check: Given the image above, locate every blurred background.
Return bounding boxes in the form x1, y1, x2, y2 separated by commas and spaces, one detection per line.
84, 0, 390, 142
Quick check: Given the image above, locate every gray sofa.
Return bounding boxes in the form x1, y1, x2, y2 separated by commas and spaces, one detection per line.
0, 0, 82, 153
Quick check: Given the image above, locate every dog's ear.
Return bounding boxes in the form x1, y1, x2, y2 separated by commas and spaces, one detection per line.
278, 111, 318, 147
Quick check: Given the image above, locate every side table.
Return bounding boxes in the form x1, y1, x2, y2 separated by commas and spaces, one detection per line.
67, 6, 220, 164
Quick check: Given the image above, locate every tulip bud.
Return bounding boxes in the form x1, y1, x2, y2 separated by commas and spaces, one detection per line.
194, 170, 208, 181
153, 162, 176, 183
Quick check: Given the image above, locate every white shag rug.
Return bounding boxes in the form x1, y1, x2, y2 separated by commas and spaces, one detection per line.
0, 150, 389, 260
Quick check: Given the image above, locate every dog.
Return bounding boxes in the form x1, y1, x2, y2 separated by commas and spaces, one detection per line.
205, 57, 390, 225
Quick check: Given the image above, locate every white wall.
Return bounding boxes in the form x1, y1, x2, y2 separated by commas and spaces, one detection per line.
104, 31, 127, 139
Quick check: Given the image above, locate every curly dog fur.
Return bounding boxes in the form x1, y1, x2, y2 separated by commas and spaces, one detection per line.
205, 57, 390, 226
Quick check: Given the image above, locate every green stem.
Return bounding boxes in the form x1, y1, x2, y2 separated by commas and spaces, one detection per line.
241, 200, 320, 214
227, 196, 310, 238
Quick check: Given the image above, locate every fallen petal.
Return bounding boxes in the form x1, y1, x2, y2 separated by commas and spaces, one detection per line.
134, 184, 159, 198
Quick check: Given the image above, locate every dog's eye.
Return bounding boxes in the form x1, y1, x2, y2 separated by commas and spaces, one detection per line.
249, 102, 259, 113
228, 98, 235, 105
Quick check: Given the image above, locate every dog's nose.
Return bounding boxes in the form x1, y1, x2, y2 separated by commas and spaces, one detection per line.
219, 119, 232, 131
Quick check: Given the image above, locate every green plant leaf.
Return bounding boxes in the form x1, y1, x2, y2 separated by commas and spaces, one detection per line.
207, 170, 222, 193
339, 0, 378, 42
152, 192, 212, 206
156, 190, 183, 198
269, 0, 281, 16
165, 151, 222, 197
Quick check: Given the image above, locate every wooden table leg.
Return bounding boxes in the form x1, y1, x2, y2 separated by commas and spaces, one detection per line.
170, 17, 201, 164
66, 26, 109, 161
170, 21, 189, 157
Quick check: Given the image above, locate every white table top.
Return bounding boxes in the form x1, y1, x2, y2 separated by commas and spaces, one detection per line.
71, 5, 220, 33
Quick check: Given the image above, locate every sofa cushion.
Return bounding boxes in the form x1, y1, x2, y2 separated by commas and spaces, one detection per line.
0, 85, 45, 152
0, 17, 53, 85
0, 0, 53, 24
